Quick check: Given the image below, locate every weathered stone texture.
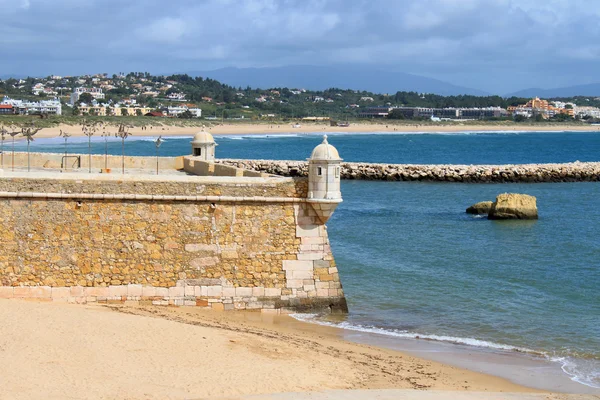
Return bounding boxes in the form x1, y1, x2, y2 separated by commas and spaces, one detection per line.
0, 177, 345, 313
488, 193, 538, 220
0, 177, 308, 198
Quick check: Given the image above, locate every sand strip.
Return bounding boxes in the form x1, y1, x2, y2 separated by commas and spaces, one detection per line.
0, 299, 540, 400
25, 122, 600, 140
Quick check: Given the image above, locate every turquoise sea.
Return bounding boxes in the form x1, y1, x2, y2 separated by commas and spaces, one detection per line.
21, 131, 600, 391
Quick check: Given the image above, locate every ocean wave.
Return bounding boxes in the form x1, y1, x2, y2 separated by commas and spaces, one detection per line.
128, 135, 191, 142
290, 314, 600, 389
290, 314, 537, 352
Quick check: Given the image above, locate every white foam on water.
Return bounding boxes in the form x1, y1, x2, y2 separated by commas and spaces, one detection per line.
552, 356, 600, 389
290, 313, 600, 389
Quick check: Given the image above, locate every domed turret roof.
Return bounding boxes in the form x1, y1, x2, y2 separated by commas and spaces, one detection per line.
310, 135, 341, 161
191, 129, 215, 145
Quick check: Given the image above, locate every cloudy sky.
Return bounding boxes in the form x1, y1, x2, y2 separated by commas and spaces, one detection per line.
1, 0, 599, 94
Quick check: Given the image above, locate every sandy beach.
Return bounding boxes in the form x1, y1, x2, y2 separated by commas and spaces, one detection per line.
0, 299, 545, 400
28, 121, 600, 139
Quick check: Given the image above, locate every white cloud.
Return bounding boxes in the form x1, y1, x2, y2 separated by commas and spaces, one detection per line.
140, 17, 187, 43
1, 0, 600, 93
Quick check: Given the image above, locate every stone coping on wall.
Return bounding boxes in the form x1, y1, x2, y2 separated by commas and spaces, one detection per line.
0, 191, 310, 203
0, 170, 288, 184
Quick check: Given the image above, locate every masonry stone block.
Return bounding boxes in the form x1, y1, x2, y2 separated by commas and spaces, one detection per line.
286, 279, 304, 289
185, 243, 218, 252
142, 286, 156, 297
86, 287, 109, 297
207, 286, 223, 297
235, 287, 252, 297
108, 285, 128, 297
51, 287, 70, 299
296, 225, 320, 237
283, 260, 314, 271
221, 250, 239, 259
0, 287, 14, 299
291, 270, 313, 280
14, 287, 31, 298
168, 286, 185, 298
127, 284, 143, 297
297, 252, 325, 261
70, 286, 85, 297
184, 285, 196, 296
264, 288, 282, 297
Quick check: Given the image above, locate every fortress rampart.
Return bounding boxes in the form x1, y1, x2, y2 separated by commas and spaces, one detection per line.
217, 159, 600, 183
0, 133, 346, 312
0, 173, 346, 312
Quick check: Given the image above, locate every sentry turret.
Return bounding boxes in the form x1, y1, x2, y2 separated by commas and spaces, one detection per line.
307, 135, 342, 223
191, 129, 217, 161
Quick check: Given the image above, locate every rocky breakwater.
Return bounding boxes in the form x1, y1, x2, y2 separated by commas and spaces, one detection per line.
217, 159, 600, 183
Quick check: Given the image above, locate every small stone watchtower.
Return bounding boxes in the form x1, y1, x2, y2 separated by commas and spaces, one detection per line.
307, 135, 342, 223
191, 129, 217, 161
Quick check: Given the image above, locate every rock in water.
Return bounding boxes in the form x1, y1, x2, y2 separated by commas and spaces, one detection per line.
466, 201, 493, 214
488, 193, 538, 220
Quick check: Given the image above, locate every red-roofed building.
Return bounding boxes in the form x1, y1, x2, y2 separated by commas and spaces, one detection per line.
144, 111, 164, 117
0, 104, 14, 115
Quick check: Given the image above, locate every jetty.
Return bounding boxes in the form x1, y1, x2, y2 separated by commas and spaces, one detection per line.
217, 159, 600, 183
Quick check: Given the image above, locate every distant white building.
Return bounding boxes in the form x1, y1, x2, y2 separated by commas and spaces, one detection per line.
167, 105, 201, 117
31, 83, 45, 95
167, 92, 186, 100
574, 106, 600, 118
70, 87, 105, 105
2, 96, 62, 115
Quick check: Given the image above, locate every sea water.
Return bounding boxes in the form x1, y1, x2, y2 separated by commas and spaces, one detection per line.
21, 131, 600, 390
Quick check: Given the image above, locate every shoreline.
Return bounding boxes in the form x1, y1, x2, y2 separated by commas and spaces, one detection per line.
21, 122, 600, 139
0, 299, 544, 399
1, 299, 597, 399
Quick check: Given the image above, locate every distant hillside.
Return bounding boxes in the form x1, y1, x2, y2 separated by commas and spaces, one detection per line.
508, 83, 600, 98
188, 65, 489, 96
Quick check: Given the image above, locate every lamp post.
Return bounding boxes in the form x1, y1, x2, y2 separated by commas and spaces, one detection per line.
0, 125, 7, 169
8, 127, 20, 172
82, 119, 98, 173
21, 122, 41, 172
101, 125, 110, 170
59, 129, 71, 170
154, 135, 163, 175
115, 123, 131, 174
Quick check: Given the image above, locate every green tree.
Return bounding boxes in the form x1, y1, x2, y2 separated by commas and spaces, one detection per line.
387, 109, 406, 119
72, 106, 79, 116
77, 92, 94, 104
514, 114, 527, 122
178, 110, 194, 119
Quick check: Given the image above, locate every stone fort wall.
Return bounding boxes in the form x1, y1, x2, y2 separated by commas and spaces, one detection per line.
0, 175, 346, 313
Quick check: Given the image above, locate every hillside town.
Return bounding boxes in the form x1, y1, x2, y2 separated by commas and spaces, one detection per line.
1, 72, 600, 122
